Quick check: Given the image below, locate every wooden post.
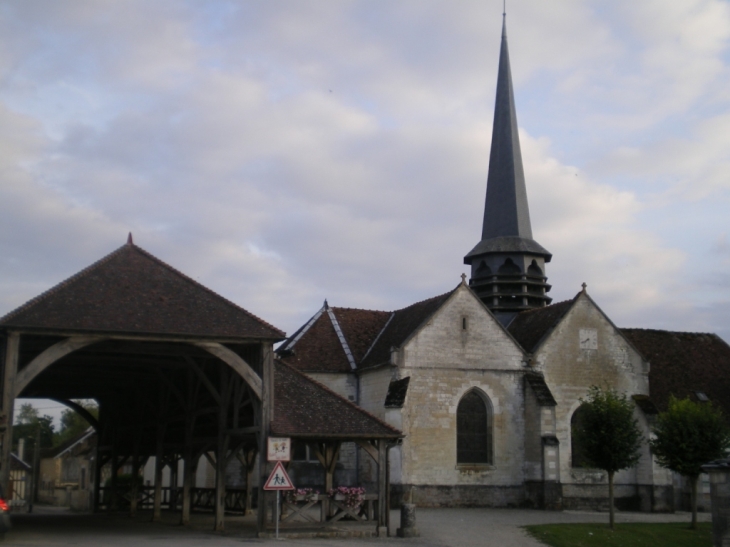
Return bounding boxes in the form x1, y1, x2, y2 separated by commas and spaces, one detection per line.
181, 412, 194, 525
92, 404, 105, 513
236, 447, 257, 516
169, 455, 178, 510
152, 422, 166, 522
377, 440, 388, 537
109, 428, 119, 513
214, 364, 231, 531
129, 436, 140, 518
0, 332, 18, 497
257, 343, 274, 535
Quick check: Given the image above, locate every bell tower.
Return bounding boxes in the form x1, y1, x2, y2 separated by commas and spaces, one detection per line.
464, 15, 552, 323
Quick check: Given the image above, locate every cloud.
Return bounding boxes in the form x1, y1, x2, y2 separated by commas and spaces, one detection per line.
0, 0, 728, 348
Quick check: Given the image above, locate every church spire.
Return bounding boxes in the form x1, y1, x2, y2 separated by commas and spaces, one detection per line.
464, 15, 552, 323
482, 16, 532, 240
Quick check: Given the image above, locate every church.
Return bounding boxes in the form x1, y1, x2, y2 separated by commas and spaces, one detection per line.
277, 16, 730, 511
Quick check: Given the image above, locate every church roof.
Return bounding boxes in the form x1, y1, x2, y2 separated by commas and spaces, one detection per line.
622, 329, 730, 417
507, 297, 576, 353
360, 290, 455, 369
482, 17, 531, 241
0, 240, 284, 340
464, 236, 551, 261
277, 290, 456, 372
272, 360, 402, 439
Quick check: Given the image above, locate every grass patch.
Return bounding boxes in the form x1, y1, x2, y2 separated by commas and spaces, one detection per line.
524, 522, 711, 547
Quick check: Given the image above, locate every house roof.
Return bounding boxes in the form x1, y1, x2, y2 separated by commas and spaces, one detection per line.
507, 297, 576, 353
622, 329, 730, 417
271, 360, 402, 439
0, 240, 284, 341
277, 291, 455, 372
277, 304, 391, 373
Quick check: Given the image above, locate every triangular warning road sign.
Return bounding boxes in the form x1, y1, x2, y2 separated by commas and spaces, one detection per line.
263, 461, 295, 490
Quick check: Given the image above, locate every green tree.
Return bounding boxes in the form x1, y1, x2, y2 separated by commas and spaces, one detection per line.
650, 396, 730, 529
55, 400, 98, 446
12, 403, 55, 456
573, 386, 643, 529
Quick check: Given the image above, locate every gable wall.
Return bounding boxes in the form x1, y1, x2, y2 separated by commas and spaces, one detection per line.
395, 287, 528, 493
532, 295, 650, 497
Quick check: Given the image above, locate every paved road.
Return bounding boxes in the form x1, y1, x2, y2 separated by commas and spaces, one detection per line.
2, 506, 710, 546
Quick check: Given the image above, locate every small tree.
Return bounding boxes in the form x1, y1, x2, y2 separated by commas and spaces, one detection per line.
13, 403, 55, 454
650, 396, 730, 529
573, 386, 643, 529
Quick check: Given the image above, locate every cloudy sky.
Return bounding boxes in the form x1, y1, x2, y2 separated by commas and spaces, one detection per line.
2, 0, 730, 422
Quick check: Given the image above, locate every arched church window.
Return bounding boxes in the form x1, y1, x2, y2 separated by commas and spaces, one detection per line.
497, 258, 521, 275
457, 390, 493, 464
527, 260, 543, 277
571, 405, 591, 468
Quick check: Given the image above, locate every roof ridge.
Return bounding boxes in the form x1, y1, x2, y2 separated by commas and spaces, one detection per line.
327, 308, 357, 371
276, 359, 401, 436
622, 327, 719, 336
331, 306, 390, 314
392, 288, 457, 314
0, 243, 129, 324
278, 305, 326, 353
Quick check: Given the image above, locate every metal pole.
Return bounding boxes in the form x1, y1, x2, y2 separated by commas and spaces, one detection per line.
275, 490, 279, 539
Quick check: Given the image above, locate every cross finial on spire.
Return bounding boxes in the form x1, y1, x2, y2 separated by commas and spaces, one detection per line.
461, 273, 467, 285
127, 232, 134, 245
581, 282, 587, 292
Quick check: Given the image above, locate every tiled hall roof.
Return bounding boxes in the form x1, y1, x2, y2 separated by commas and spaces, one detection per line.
0, 241, 284, 340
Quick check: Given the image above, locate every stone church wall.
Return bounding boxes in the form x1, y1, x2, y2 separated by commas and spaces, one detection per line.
533, 294, 658, 509
391, 286, 529, 506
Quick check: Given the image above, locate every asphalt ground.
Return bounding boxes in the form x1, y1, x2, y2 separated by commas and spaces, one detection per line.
1, 505, 710, 547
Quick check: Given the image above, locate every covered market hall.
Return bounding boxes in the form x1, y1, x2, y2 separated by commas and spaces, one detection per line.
0, 236, 400, 537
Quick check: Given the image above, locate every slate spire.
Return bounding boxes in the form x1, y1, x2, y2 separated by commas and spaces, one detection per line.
482, 16, 531, 240
464, 15, 552, 322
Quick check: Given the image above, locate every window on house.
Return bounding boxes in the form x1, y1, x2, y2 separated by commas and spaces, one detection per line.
457, 390, 493, 464
571, 405, 590, 468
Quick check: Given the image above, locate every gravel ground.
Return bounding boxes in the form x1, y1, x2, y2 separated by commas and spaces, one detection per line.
1, 505, 710, 547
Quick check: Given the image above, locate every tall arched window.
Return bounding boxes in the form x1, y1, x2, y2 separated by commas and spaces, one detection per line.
571, 405, 590, 468
457, 390, 493, 464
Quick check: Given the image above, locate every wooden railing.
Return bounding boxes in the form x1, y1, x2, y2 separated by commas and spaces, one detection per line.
280, 493, 378, 524
97, 486, 250, 513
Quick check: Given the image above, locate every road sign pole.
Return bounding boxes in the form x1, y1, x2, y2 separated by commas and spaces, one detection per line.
276, 490, 280, 539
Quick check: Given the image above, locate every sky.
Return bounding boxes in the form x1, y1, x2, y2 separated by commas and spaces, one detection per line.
2, 1, 730, 425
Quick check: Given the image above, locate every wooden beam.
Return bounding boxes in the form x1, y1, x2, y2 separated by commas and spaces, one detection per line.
183, 356, 221, 404
226, 426, 259, 436
1, 332, 19, 497
355, 439, 379, 462
194, 342, 262, 400
14, 335, 106, 398
50, 398, 99, 430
